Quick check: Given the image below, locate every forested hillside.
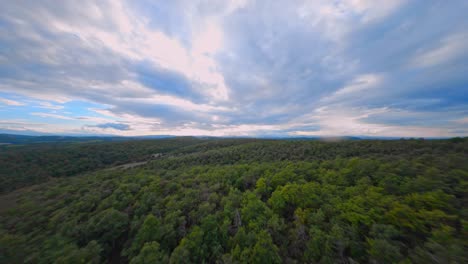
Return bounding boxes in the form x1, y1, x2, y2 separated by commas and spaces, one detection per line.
1, 138, 467, 263
0, 137, 204, 193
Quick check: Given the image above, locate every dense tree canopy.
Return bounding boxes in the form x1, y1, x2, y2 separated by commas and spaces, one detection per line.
0, 137, 204, 193
0, 137, 467, 263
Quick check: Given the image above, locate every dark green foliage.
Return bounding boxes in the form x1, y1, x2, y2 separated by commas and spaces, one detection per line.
131, 242, 168, 264
0, 137, 203, 192
0, 138, 467, 263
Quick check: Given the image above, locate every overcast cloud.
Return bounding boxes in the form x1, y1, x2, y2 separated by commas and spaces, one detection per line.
0, 0, 467, 137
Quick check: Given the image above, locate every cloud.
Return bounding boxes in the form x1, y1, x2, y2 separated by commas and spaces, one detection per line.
93, 122, 130, 131
0, 0, 229, 102
0, 98, 25, 106
0, 120, 83, 135
288, 106, 456, 138
48, 0, 230, 101
321, 74, 383, 102
31, 112, 74, 120
37, 102, 64, 110
410, 33, 468, 68
0, 0, 467, 137
297, 0, 407, 41
454, 117, 468, 124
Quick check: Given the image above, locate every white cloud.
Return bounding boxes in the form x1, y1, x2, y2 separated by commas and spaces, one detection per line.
294, 107, 389, 136
88, 108, 162, 132
37, 101, 64, 110
82, 79, 231, 113
288, 106, 454, 137
31, 112, 74, 120
298, 0, 406, 41
0, 98, 25, 106
321, 73, 383, 102
118, 94, 232, 113
74, 115, 116, 124
226, 0, 248, 13
0, 82, 72, 103
0, 0, 466, 138
454, 117, 468, 124
0, 120, 81, 134
410, 32, 468, 68
347, 0, 406, 23
30, 112, 116, 124
193, 21, 223, 56
47, 0, 229, 101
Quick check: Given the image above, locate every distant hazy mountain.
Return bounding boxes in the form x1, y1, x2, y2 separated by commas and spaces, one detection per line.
0, 134, 127, 144
0, 132, 451, 145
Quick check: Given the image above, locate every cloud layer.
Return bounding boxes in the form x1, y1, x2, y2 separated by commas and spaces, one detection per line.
1, 0, 467, 137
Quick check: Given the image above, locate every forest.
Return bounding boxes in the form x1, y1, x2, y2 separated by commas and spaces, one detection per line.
0, 137, 467, 263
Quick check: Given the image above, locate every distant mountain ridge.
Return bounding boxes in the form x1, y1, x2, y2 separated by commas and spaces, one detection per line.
1, 133, 460, 145
0, 133, 174, 144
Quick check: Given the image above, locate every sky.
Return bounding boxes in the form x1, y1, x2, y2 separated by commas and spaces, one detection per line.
0, 0, 467, 137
